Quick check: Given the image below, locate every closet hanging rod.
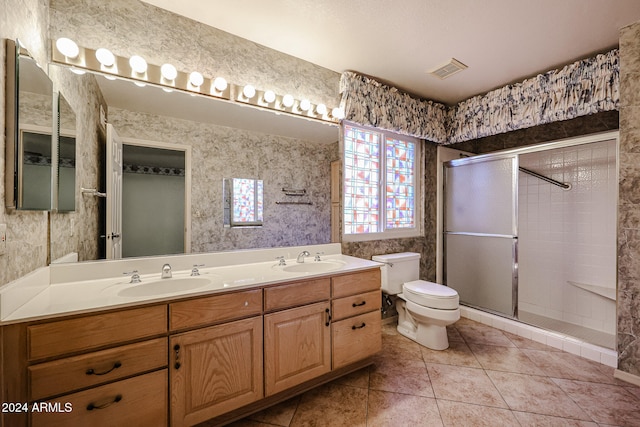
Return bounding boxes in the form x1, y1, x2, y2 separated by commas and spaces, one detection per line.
518, 167, 571, 190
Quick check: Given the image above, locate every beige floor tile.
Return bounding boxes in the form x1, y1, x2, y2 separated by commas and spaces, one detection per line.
245, 396, 300, 426
369, 361, 435, 397
367, 390, 442, 427
290, 383, 368, 427
420, 340, 481, 368
333, 366, 370, 389
513, 411, 599, 426
468, 343, 545, 375
446, 324, 464, 342
523, 348, 619, 384
552, 378, 640, 426
427, 363, 508, 408
437, 400, 520, 427
455, 322, 516, 347
486, 370, 591, 420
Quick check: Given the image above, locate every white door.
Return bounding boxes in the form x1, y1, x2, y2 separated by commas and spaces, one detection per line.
106, 124, 123, 259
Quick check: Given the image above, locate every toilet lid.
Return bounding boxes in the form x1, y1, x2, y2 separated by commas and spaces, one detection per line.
403, 280, 459, 310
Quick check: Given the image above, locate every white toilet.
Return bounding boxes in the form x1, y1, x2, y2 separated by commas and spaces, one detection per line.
372, 252, 460, 350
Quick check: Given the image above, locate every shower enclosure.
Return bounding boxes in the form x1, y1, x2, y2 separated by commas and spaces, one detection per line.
443, 132, 618, 349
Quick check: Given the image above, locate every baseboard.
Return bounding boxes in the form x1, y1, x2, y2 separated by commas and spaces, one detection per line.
614, 369, 640, 387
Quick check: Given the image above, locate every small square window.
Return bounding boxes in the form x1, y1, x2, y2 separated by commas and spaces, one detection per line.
224, 178, 263, 227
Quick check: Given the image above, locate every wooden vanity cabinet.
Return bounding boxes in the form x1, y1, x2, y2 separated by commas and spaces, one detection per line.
0, 305, 169, 427
263, 279, 331, 396
331, 270, 382, 369
169, 290, 263, 427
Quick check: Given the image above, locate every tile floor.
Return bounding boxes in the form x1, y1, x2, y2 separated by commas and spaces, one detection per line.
230, 317, 640, 427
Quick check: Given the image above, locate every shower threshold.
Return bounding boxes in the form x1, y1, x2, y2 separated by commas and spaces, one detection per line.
518, 311, 615, 350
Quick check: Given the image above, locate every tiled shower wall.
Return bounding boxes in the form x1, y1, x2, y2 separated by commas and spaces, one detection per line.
518, 139, 617, 335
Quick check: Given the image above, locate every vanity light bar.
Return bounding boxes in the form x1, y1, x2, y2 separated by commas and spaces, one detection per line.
51, 39, 344, 124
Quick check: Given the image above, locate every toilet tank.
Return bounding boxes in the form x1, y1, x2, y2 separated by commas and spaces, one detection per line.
372, 252, 421, 295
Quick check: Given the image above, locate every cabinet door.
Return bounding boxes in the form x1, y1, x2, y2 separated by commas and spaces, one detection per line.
170, 316, 263, 427
264, 302, 331, 396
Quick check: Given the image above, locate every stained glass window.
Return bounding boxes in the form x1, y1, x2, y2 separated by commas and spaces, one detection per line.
343, 123, 420, 240
386, 138, 415, 229
231, 178, 263, 225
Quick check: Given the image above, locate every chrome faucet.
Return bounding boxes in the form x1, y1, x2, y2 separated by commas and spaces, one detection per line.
125, 270, 141, 283
161, 263, 172, 279
296, 251, 310, 263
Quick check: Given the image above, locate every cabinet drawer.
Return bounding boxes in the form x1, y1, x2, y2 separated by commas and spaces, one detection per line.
264, 278, 330, 312
29, 338, 167, 400
332, 311, 381, 369
27, 305, 167, 361
31, 369, 168, 427
170, 289, 262, 331
332, 269, 381, 299
332, 290, 381, 321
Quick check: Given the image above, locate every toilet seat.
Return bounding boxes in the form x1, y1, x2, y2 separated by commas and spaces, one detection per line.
403, 280, 459, 310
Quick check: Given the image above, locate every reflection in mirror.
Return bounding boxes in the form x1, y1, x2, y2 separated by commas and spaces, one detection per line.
47, 63, 338, 262
223, 178, 264, 227
57, 94, 76, 212
4, 39, 54, 210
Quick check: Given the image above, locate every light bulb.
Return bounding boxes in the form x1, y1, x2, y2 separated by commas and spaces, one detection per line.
213, 77, 227, 92
243, 84, 256, 99
316, 103, 327, 115
263, 90, 276, 104
331, 107, 345, 120
129, 55, 147, 74
299, 99, 311, 111
189, 71, 204, 87
95, 48, 115, 67
134, 81, 146, 87
56, 38, 79, 59
104, 75, 117, 81
70, 67, 85, 75
282, 94, 294, 108
160, 63, 178, 81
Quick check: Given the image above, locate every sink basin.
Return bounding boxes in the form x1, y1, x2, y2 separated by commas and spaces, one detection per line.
118, 277, 211, 297
280, 260, 345, 274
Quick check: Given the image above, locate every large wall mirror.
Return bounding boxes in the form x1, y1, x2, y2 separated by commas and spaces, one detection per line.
5, 39, 55, 210
48, 62, 339, 262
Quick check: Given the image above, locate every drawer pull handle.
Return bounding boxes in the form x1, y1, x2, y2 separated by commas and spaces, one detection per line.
325, 308, 332, 327
86, 394, 122, 411
174, 344, 181, 369
352, 301, 367, 307
86, 361, 122, 376
352, 322, 366, 330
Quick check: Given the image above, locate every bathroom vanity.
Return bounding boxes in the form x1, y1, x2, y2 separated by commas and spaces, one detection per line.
0, 245, 382, 426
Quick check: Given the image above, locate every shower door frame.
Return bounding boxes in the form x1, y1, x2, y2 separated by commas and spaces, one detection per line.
443, 153, 520, 318
439, 130, 620, 320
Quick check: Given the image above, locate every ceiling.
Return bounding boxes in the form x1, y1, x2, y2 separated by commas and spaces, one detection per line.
142, 0, 640, 105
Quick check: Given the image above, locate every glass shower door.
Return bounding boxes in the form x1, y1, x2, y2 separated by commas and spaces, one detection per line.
444, 155, 518, 317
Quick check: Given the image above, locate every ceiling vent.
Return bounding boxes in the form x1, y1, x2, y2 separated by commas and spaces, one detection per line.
428, 58, 468, 80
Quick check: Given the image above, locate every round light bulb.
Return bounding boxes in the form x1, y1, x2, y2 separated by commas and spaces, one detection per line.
243, 84, 256, 99
129, 55, 147, 74
282, 94, 294, 108
189, 71, 204, 87
160, 63, 178, 81
299, 99, 311, 111
213, 77, 227, 92
263, 90, 276, 104
331, 107, 345, 120
316, 103, 327, 115
56, 38, 79, 59
95, 48, 115, 67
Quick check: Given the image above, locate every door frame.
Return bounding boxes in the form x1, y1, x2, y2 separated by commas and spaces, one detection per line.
120, 137, 192, 254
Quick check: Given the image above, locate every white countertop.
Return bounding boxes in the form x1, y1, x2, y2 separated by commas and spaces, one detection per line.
0, 244, 382, 324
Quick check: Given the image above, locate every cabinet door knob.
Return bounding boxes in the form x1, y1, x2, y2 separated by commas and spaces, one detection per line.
174, 344, 181, 369
325, 308, 332, 327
